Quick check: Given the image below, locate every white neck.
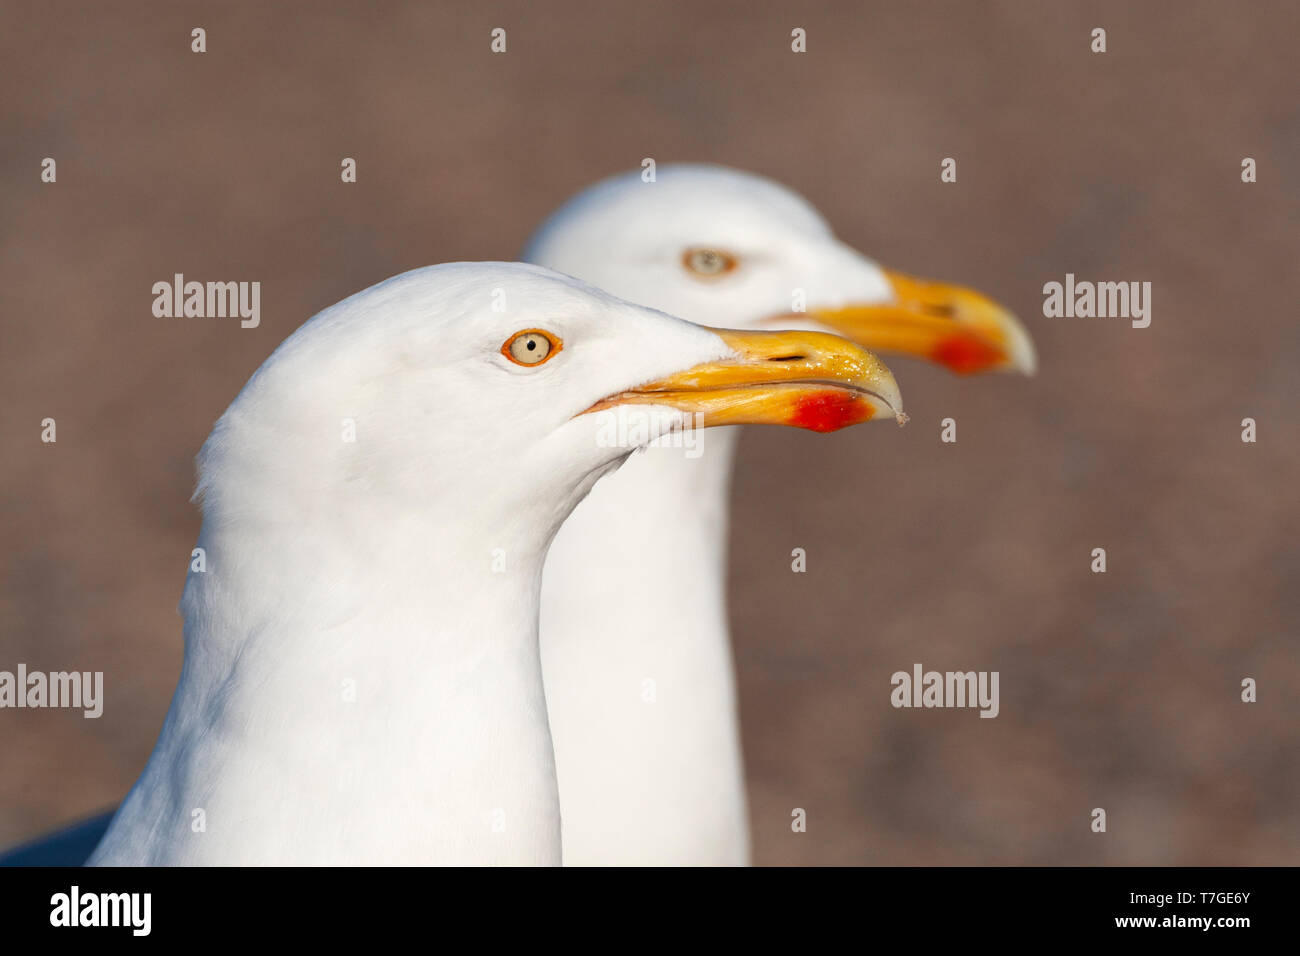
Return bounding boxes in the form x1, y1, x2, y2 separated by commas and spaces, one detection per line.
92, 514, 561, 865
540, 427, 752, 865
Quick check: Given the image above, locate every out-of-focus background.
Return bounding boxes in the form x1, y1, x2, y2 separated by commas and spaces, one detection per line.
1, 0, 1297, 864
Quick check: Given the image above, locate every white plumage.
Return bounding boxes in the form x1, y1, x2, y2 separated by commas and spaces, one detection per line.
89, 264, 742, 864
526, 164, 1033, 865
86, 260, 897, 865
7, 164, 1026, 868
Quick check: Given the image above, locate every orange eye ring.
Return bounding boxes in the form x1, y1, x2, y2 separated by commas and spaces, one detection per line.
502, 329, 562, 367
682, 247, 739, 279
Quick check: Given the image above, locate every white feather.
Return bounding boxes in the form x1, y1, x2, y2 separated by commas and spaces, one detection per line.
90, 262, 734, 865
528, 165, 897, 865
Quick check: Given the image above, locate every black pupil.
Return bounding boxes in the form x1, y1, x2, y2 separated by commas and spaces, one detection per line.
526, 339, 536, 350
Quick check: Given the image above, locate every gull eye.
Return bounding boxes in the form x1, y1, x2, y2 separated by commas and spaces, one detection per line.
682, 247, 738, 279
503, 329, 560, 366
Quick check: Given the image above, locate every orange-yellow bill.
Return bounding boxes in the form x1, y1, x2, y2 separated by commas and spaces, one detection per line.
583, 328, 904, 434
798, 270, 1036, 376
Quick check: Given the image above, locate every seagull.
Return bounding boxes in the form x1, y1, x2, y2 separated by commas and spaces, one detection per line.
1, 167, 1023, 868
75, 261, 901, 865
524, 164, 1035, 865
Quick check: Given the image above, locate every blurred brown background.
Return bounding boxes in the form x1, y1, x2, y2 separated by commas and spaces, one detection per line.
2, 0, 1297, 864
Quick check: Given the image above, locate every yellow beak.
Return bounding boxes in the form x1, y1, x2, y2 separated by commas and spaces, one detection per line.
800, 270, 1036, 375
583, 328, 904, 433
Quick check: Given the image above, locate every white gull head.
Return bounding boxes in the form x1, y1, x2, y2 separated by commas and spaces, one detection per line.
526, 163, 1034, 374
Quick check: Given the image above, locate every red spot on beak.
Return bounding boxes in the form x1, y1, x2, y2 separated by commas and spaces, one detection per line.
788, 390, 874, 433
931, 333, 1004, 375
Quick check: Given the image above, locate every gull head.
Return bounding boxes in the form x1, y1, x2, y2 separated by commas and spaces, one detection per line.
191, 262, 902, 553
524, 163, 1035, 376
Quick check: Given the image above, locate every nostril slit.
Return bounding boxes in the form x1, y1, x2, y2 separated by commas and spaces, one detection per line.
771, 354, 805, 362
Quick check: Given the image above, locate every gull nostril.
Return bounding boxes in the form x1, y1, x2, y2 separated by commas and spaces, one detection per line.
770, 354, 806, 362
